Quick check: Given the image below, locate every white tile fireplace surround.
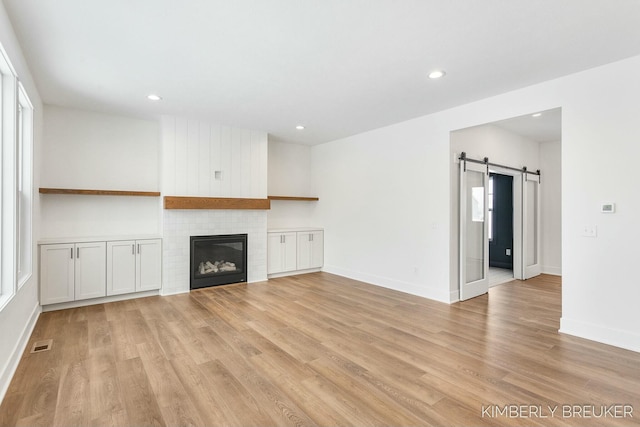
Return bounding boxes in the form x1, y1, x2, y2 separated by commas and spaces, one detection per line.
162, 209, 268, 295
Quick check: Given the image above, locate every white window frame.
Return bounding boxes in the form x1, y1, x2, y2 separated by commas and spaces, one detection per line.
0, 43, 17, 311
0, 41, 34, 311
17, 83, 33, 289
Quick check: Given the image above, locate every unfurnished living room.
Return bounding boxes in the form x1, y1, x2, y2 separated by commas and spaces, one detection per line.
1, 1, 640, 426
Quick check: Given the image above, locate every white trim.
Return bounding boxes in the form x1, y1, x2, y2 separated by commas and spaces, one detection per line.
560, 317, 640, 353
322, 264, 451, 303
449, 289, 460, 303
16, 82, 34, 290
268, 267, 321, 279
0, 55, 18, 305
0, 301, 40, 402
160, 287, 191, 296
541, 266, 562, 276
0, 43, 17, 76
0, 293, 13, 312
41, 290, 160, 312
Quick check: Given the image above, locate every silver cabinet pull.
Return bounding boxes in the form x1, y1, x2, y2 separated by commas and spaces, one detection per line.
132, 244, 135, 255
77, 248, 80, 258
137, 244, 140, 254
71, 248, 73, 259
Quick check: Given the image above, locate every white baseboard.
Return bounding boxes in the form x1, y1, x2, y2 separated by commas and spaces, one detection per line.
449, 289, 460, 303
268, 268, 322, 279
160, 288, 190, 296
560, 317, 640, 353
0, 302, 40, 403
322, 265, 451, 303
42, 290, 160, 312
542, 265, 562, 276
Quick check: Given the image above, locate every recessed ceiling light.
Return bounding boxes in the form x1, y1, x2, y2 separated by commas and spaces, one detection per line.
296, 125, 305, 130
532, 112, 542, 117
428, 70, 446, 79
147, 94, 162, 101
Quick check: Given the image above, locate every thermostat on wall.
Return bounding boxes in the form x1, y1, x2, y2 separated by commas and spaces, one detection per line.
601, 202, 615, 213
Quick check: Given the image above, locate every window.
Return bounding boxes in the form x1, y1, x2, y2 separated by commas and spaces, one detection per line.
17, 84, 33, 288
0, 42, 34, 310
0, 46, 13, 308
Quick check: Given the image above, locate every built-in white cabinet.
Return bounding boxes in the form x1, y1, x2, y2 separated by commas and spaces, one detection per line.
40, 244, 75, 305
74, 242, 108, 300
40, 241, 107, 305
40, 237, 162, 307
267, 228, 323, 277
107, 239, 162, 296
296, 230, 324, 270
267, 232, 297, 274
136, 239, 163, 292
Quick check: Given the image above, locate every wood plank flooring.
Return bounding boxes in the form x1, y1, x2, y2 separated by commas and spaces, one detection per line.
1, 273, 639, 426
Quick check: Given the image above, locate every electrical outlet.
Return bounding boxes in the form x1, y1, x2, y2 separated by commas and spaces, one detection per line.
506, 248, 511, 256
582, 225, 597, 237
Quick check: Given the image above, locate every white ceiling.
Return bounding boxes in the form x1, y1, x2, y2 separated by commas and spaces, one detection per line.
493, 108, 562, 143
4, 0, 640, 145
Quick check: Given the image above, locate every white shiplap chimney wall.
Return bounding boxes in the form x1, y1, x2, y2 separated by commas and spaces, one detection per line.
160, 116, 268, 295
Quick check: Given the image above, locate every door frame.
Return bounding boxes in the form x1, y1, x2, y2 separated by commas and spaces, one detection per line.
490, 166, 524, 280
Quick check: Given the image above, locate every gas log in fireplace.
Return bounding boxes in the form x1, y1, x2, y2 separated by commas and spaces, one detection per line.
190, 234, 247, 289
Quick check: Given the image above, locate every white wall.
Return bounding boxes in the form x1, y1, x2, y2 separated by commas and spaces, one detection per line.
268, 140, 312, 196
267, 140, 317, 229
312, 54, 640, 352
0, 0, 43, 401
559, 58, 640, 351
312, 117, 451, 302
540, 140, 562, 275
40, 106, 161, 237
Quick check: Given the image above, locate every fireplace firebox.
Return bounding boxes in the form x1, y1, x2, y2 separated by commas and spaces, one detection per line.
190, 234, 247, 289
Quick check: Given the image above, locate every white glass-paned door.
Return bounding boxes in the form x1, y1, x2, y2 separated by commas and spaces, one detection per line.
522, 172, 541, 279
459, 161, 489, 300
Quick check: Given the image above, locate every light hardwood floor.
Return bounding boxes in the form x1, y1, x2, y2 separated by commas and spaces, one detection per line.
1, 273, 639, 426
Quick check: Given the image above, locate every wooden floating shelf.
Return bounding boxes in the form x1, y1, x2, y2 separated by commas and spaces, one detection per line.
268, 196, 319, 201
164, 196, 271, 210
40, 188, 161, 197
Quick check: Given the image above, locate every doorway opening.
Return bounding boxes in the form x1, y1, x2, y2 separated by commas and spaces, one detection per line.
451, 107, 561, 301
488, 173, 514, 287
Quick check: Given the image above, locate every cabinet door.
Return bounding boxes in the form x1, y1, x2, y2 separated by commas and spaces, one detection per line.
297, 231, 323, 270
267, 233, 285, 274
107, 240, 136, 296
75, 242, 107, 301
268, 233, 297, 274
282, 233, 297, 272
40, 244, 75, 305
309, 231, 324, 269
136, 239, 162, 291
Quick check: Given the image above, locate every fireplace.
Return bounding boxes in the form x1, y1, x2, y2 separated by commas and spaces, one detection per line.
190, 234, 247, 289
